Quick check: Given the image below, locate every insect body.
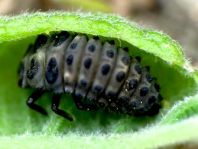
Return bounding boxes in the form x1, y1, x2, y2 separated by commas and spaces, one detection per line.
18, 31, 162, 121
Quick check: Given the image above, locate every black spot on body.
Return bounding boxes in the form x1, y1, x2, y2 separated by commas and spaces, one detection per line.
34, 34, 48, 50
70, 42, 77, 49
129, 100, 140, 109
93, 36, 99, 40
121, 56, 130, 65
84, 58, 92, 69
88, 45, 95, 52
109, 40, 115, 45
134, 64, 142, 74
45, 57, 58, 84
148, 96, 157, 104
101, 64, 111, 75
129, 79, 138, 89
93, 85, 103, 93
147, 103, 161, 116
140, 87, 149, 96
116, 71, 126, 82
66, 55, 73, 65
80, 79, 87, 87
27, 58, 39, 80
53, 31, 69, 46
75, 92, 83, 98
106, 50, 114, 58
123, 47, 129, 52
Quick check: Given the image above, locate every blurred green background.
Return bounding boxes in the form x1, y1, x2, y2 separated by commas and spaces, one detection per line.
0, 0, 198, 67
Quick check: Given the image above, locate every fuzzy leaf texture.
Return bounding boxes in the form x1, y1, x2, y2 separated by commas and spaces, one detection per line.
0, 12, 198, 149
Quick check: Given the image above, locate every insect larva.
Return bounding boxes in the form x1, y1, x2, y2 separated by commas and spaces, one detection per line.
18, 31, 163, 121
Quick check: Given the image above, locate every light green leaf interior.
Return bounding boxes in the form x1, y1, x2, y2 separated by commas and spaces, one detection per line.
0, 12, 198, 148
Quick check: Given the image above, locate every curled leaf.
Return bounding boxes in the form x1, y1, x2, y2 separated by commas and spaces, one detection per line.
0, 11, 198, 148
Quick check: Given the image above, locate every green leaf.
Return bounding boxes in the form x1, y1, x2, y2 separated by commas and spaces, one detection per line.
160, 92, 198, 124
0, 11, 198, 148
0, 116, 198, 149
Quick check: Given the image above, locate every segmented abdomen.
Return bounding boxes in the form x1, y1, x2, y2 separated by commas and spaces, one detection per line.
25, 31, 162, 116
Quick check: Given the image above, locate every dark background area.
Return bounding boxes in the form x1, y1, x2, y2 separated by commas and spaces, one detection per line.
0, 0, 198, 66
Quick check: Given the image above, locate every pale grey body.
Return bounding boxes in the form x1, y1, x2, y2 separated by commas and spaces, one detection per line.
19, 32, 162, 116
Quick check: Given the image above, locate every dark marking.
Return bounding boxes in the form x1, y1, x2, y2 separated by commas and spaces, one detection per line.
75, 92, 83, 98
106, 50, 114, 58
45, 57, 58, 84
80, 79, 87, 87
109, 40, 115, 45
116, 71, 126, 82
34, 34, 48, 50
121, 56, 130, 65
93, 85, 103, 93
53, 31, 69, 46
101, 64, 111, 75
148, 96, 157, 104
27, 58, 39, 80
84, 58, 92, 69
140, 87, 149, 96
70, 42, 77, 49
88, 45, 95, 52
134, 64, 142, 74
129, 79, 138, 89
66, 55, 73, 65
93, 36, 99, 40
123, 47, 129, 52
129, 100, 139, 109
147, 103, 161, 116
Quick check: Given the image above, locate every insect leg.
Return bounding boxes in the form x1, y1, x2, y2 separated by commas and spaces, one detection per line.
72, 94, 98, 111
26, 89, 48, 115
51, 94, 74, 121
